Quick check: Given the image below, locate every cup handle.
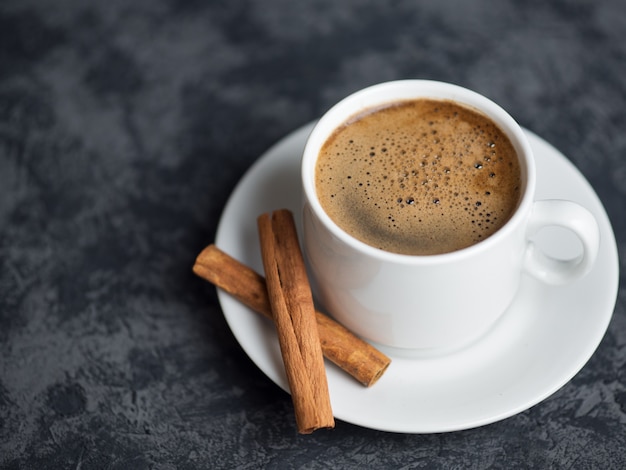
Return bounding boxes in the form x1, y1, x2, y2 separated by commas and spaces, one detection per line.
523, 200, 600, 285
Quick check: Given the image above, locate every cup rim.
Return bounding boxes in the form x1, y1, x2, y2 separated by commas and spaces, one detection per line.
301, 79, 536, 265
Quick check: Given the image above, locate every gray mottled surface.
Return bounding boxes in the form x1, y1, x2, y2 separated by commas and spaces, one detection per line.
1, 0, 625, 468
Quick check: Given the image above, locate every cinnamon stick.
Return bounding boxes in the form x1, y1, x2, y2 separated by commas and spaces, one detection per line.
257, 209, 334, 433
193, 245, 390, 387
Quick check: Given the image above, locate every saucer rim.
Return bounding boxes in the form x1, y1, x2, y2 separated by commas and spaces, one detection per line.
214, 122, 619, 433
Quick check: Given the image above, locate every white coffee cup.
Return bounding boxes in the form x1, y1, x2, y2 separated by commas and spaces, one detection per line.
301, 80, 600, 353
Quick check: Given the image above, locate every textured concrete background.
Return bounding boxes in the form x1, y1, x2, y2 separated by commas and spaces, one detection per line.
1, 0, 625, 468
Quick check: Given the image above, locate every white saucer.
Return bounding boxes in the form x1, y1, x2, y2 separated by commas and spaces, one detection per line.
215, 122, 619, 433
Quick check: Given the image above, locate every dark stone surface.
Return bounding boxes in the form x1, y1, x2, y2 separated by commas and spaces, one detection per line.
1, 0, 624, 468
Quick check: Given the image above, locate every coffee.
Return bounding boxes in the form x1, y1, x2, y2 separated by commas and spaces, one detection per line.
315, 99, 522, 255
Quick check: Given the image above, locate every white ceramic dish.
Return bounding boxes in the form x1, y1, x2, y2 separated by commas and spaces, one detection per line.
214, 122, 619, 433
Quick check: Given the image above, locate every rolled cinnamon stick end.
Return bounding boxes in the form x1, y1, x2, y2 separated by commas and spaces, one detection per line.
257, 209, 334, 433
193, 245, 391, 387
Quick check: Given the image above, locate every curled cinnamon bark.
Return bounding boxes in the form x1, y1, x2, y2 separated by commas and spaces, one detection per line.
193, 245, 390, 387
257, 209, 334, 433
